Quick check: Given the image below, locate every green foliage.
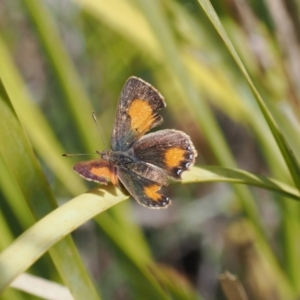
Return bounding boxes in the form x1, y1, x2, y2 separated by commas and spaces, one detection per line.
1, 0, 300, 299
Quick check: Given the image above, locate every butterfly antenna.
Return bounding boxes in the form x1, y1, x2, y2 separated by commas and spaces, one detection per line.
92, 112, 107, 148
62, 152, 96, 157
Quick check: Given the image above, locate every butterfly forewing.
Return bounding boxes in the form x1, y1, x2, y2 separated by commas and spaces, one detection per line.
111, 77, 166, 151
133, 129, 197, 180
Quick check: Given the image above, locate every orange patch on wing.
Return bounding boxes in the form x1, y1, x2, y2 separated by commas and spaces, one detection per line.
144, 184, 162, 201
90, 167, 117, 185
128, 99, 154, 134
164, 148, 185, 168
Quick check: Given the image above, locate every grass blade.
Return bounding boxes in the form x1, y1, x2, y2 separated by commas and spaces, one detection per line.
0, 79, 100, 299
0, 187, 127, 290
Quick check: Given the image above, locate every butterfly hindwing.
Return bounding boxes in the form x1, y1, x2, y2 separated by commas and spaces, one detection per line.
117, 168, 171, 209
133, 129, 197, 180
124, 160, 169, 186
111, 77, 166, 151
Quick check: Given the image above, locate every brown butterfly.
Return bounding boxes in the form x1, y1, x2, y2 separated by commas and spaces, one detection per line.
70, 77, 197, 208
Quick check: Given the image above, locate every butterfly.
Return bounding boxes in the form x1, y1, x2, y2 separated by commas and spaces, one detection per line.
72, 77, 197, 209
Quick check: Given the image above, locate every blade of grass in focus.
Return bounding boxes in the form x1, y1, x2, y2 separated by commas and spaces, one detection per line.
196, 0, 300, 293
0, 79, 101, 299
197, 0, 300, 192
0, 187, 127, 293
184, 166, 299, 201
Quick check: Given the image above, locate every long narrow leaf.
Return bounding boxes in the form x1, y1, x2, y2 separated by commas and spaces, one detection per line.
196, 0, 300, 292
0, 79, 100, 299
184, 166, 299, 201
197, 0, 300, 192
0, 187, 127, 290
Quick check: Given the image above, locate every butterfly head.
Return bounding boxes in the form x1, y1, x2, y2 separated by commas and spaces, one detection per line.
97, 149, 112, 161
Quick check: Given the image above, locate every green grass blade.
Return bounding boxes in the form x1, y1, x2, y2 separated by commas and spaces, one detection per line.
196, 0, 300, 292
183, 166, 299, 201
95, 213, 174, 300
0, 36, 86, 196
23, 0, 99, 152
0, 187, 127, 291
0, 79, 100, 299
197, 0, 300, 192
0, 151, 34, 230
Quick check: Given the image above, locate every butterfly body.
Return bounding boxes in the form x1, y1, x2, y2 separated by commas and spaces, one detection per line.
73, 77, 197, 209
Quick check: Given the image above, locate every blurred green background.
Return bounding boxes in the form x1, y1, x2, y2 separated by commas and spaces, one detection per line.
1, 0, 300, 299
